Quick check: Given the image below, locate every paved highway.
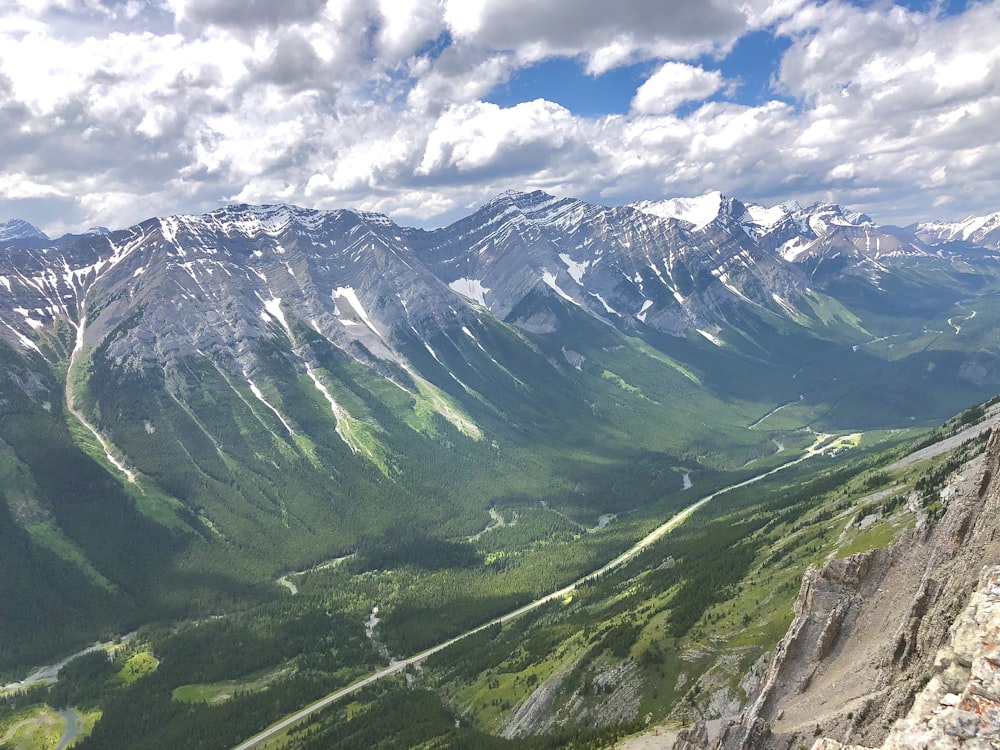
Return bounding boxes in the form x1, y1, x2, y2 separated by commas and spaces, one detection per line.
233, 433, 835, 750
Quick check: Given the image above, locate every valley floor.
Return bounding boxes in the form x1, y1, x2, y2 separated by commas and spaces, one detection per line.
232, 433, 843, 749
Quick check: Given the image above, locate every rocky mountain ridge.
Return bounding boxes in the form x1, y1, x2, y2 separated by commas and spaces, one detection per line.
0, 191, 992, 372
0, 218, 48, 243
814, 564, 1000, 750
0, 190, 998, 486
916, 212, 1000, 251
672, 419, 1000, 750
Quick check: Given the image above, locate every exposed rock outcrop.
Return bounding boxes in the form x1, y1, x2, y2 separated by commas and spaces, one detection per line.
501, 658, 642, 738
815, 564, 1000, 749
684, 427, 1000, 750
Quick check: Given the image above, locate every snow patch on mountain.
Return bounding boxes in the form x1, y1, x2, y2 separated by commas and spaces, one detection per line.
333, 287, 382, 339
0, 219, 48, 243
449, 278, 490, 306
917, 211, 1000, 247
589, 292, 619, 315
637, 299, 654, 322
558, 253, 590, 284
631, 191, 723, 230
743, 203, 788, 230
541, 271, 579, 305
779, 236, 813, 262
263, 298, 291, 337
696, 329, 723, 346
246, 377, 296, 436
304, 362, 367, 455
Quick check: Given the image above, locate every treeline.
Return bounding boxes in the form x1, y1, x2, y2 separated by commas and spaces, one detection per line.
915, 428, 992, 522
909, 395, 1000, 452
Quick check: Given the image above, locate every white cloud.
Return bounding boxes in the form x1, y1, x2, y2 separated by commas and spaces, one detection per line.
417, 99, 581, 176
375, 0, 447, 63
631, 62, 726, 114
406, 47, 514, 114
1, 0, 1000, 234
167, 0, 329, 30
444, 0, 749, 73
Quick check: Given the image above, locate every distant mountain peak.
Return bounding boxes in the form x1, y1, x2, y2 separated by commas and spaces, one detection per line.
483, 189, 559, 213
631, 191, 725, 230
0, 218, 49, 243
917, 210, 1000, 249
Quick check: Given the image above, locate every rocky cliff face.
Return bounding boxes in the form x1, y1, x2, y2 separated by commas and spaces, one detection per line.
813, 564, 1000, 749
673, 426, 1000, 750
876, 564, 1000, 748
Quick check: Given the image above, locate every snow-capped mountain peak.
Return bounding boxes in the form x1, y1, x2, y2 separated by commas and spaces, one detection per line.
916, 211, 1000, 249
0, 218, 49, 243
630, 191, 724, 230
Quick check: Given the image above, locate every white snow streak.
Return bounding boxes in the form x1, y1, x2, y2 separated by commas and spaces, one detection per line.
261, 296, 363, 453
333, 287, 383, 338
541, 271, 579, 305
558, 253, 590, 285
448, 278, 490, 306
247, 378, 296, 436
0, 318, 41, 353
696, 329, 723, 346
304, 363, 361, 454
771, 293, 799, 317
263, 297, 292, 337
461, 326, 486, 352
637, 299, 654, 322
66, 315, 136, 483
589, 292, 619, 315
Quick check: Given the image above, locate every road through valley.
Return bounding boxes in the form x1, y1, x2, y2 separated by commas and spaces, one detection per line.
232, 433, 837, 750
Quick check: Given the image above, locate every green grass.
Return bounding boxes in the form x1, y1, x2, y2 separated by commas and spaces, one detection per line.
836, 516, 913, 558
0, 706, 64, 750
172, 664, 295, 705
803, 291, 868, 333
398, 426, 971, 731
116, 652, 158, 686
624, 336, 701, 384
601, 370, 643, 396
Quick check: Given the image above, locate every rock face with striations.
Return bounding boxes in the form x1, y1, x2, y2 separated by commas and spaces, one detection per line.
816, 564, 1000, 749
678, 427, 1000, 750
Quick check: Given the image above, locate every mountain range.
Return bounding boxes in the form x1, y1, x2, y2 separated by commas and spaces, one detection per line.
1, 189, 999, 670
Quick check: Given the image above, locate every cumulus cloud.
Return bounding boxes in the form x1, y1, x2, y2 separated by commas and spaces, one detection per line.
417, 99, 582, 177
167, 0, 328, 30
631, 62, 726, 114
374, 0, 447, 63
254, 30, 325, 89
770, 1, 1000, 217
1, 0, 1000, 234
444, 0, 748, 72
406, 46, 514, 114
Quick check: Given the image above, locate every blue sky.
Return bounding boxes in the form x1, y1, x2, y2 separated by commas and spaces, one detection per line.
0, 0, 997, 235
486, 59, 652, 115
486, 28, 795, 116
